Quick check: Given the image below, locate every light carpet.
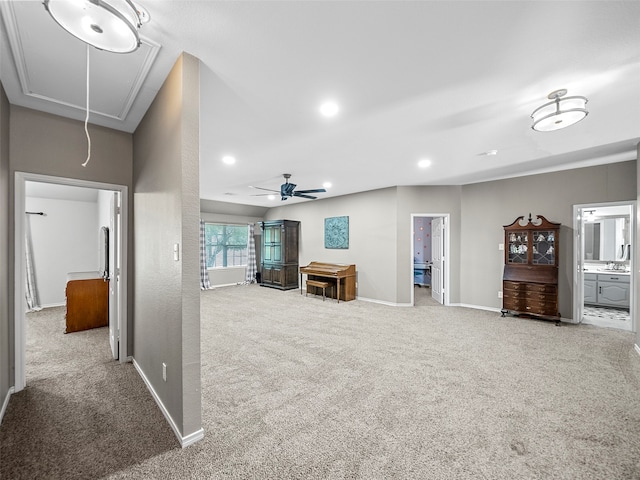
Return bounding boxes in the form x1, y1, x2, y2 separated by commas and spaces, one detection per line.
2, 284, 640, 479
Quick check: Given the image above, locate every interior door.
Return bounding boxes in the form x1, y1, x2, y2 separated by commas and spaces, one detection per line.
431, 217, 444, 304
108, 192, 120, 360
574, 207, 584, 324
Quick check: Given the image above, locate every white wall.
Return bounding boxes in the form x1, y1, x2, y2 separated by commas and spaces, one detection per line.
25, 196, 99, 307
97, 190, 111, 232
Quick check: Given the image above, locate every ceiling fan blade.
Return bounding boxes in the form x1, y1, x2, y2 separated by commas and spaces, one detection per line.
294, 188, 326, 194
293, 193, 317, 199
250, 186, 279, 193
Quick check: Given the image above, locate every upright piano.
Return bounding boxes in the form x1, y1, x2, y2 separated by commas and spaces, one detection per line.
299, 262, 357, 302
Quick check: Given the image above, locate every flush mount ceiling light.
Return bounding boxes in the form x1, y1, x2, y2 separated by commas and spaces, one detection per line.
44, 0, 150, 53
531, 89, 588, 132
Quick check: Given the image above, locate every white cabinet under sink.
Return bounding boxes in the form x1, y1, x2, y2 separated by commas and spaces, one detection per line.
584, 273, 598, 304
584, 272, 630, 308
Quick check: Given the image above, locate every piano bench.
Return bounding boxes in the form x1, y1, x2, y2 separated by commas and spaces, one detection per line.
306, 280, 331, 301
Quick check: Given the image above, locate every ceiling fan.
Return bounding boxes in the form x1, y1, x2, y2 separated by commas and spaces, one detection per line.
251, 173, 326, 201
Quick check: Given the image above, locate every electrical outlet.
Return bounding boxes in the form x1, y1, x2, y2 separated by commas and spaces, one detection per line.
162, 362, 167, 382
498, 291, 503, 298
498, 243, 504, 251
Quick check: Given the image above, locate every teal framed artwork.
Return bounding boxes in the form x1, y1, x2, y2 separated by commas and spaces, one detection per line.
324, 216, 349, 249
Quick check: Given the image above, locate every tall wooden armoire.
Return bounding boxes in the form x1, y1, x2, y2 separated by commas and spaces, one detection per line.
260, 220, 300, 290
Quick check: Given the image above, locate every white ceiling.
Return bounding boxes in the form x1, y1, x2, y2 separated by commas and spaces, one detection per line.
25, 181, 99, 202
2, 1, 639, 207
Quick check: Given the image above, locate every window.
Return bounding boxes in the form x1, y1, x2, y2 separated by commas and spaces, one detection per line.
204, 223, 248, 268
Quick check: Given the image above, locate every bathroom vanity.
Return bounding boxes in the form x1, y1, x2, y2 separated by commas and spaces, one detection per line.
584, 271, 630, 308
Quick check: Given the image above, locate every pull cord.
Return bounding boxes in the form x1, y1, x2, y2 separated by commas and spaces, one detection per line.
82, 43, 91, 167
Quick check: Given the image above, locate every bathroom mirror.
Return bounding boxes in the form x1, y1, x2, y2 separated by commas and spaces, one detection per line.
584, 216, 630, 261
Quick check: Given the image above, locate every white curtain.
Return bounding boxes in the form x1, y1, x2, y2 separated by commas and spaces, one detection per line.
244, 223, 257, 284
25, 215, 42, 311
199, 219, 212, 290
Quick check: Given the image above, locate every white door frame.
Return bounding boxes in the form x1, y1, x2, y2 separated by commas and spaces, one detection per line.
411, 213, 450, 306
108, 191, 121, 360
573, 201, 635, 331
14, 172, 129, 392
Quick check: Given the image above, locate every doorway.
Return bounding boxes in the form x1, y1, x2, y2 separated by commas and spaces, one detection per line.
573, 202, 635, 331
411, 214, 450, 307
14, 172, 129, 392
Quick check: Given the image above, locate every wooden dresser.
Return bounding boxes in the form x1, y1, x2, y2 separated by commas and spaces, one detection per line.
65, 272, 109, 333
501, 214, 560, 321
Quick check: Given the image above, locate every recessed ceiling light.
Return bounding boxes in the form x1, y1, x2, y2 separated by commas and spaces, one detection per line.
323, 182, 332, 189
222, 155, 236, 165
319, 101, 340, 117
418, 159, 431, 168
268, 194, 276, 200
478, 150, 498, 157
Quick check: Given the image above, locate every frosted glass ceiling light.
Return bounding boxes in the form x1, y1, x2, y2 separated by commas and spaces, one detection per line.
44, 0, 149, 53
531, 89, 588, 132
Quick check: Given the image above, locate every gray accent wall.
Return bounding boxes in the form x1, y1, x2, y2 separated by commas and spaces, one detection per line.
267, 187, 400, 304
9, 106, 133, 383
133, 53, 202, 440
1, 82, 10, 408
9, 109, 133, 352
460, 161, 636, 318
266, 186, 463, 305
396, 186, 462, 305
264, 162, 636, 317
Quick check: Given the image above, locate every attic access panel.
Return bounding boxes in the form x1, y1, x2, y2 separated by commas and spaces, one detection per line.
2, 1, 160, 121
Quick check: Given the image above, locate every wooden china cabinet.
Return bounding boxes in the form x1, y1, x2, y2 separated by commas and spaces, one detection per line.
501, 214, 561, 321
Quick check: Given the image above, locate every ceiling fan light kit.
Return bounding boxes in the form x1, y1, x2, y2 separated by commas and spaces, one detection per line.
531, 89, 588, 132
43, 0, 149, 53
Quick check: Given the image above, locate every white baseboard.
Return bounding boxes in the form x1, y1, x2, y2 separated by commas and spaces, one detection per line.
635, 344, 640, 357
0, 386, 15, 425
133, 359, 204, 448
451, 303, 502, 313
356, 296, 410, 307
40, 302, 65, 309
211, 283, 242, 289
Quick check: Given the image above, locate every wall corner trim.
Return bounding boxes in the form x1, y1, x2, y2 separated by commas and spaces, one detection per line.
0, 386, 15, 425
133, 359, 204, 448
